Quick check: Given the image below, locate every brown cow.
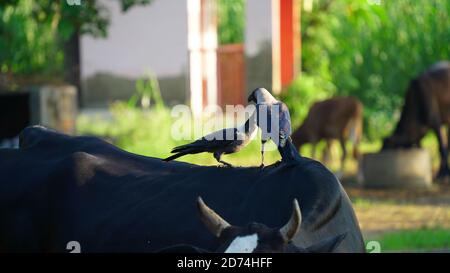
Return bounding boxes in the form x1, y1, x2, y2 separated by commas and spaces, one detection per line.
292, 97, 363, 174
382, 61, 450, 180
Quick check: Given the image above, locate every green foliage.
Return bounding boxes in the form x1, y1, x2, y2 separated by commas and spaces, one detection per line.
0, 0, 151, 88
373, 228, 450, 251
78, 103, 176, 158
290, 0, 450, 140
0, 0, 63, 80
218, 0, 245, 45
58, 0, 150, 39
280, 73, 336, 128
129, 72, 165, 110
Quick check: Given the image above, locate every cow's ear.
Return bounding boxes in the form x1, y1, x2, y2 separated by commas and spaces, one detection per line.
305, 233, 347, 253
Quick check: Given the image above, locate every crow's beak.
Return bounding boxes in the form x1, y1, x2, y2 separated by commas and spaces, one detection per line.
247, 93, 256, 103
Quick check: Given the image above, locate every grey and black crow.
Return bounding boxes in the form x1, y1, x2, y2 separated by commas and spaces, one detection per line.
247, 87, 293, 166
163, 112, 257, 167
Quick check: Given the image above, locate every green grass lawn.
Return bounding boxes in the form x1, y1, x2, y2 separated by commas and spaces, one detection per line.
371, 228, 450, 252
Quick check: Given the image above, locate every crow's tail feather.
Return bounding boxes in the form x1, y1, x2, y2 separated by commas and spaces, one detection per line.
171, 143, 199, 153
171, 146, 189, 153
172, 140, 208, 153
163, 148, 203, 162
163, 151, 190, 162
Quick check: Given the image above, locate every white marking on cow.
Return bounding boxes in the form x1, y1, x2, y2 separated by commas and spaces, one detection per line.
224, 234, 259, 253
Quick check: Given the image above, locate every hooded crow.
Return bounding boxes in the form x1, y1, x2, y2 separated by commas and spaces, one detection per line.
247, 87, 293, 166
163, 111, 257, 167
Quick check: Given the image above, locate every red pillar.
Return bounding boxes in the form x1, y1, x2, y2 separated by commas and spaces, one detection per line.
280, 0, 294, 88
273, 0, 301, 93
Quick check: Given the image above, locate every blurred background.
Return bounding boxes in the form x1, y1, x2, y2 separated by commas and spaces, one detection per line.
1, 0, 449, 252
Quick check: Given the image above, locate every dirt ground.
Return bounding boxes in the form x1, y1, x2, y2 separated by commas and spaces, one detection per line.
343, 182, 450, 240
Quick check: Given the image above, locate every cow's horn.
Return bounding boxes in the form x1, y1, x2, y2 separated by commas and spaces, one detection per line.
279, 199, 302, 243
197, 197, 231, 237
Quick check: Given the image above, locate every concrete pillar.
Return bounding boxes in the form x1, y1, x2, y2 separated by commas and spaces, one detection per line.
187, 0, 218, 117
30, 85, 78, 134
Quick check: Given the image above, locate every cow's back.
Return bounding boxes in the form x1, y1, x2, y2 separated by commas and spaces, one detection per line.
420, 61, 450, 123
400, 62, 450, 128
0, 126, 365, 252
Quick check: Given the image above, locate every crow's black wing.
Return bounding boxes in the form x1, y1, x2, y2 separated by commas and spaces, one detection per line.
279, 102, 292, 137
171, 128, 239, 153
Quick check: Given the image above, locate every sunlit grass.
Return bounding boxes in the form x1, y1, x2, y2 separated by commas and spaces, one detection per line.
352, 197, 397, 208
372, 228, 450, 251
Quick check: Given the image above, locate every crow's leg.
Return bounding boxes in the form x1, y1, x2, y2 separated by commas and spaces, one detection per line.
260, 140, 267, 168
214, 152, 232, 167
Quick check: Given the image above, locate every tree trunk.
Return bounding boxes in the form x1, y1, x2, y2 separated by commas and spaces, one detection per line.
63, 30, 82, 107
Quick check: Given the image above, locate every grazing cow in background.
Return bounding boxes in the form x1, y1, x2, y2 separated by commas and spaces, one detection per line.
157, 198, 346, 253
291, 97, 363, 174
382, 61, 450, 180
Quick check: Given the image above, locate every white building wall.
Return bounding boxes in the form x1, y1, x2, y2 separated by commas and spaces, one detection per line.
81, 0, 188, 106
187, 0, 218, 117
245, 0, 273, 95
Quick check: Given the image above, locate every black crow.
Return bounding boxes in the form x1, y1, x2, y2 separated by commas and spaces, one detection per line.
163, 112, 257, 167
248, 87, 293, 166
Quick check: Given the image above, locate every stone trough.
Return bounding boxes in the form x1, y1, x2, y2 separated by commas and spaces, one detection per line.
361, 148, 432, 189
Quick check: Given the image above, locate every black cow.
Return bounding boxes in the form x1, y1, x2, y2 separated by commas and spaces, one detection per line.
156, 198, 347, 253
0, 126, 365, 252
383, 61, 450, 179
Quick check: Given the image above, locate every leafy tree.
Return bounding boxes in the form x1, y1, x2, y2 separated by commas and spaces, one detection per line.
0, 0, 151, 90
0, 0, 62, 84
218, 0, 245, 45
284, 0, 450, 139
